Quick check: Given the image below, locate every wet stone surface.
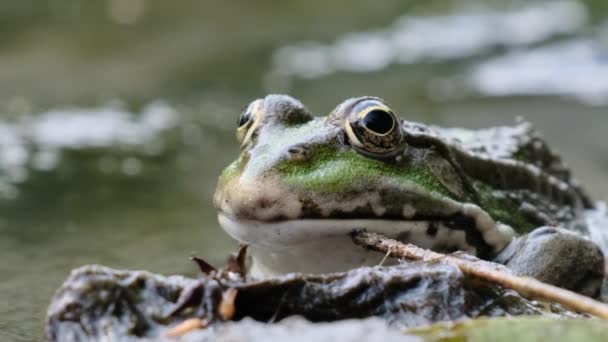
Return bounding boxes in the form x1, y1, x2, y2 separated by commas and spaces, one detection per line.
46, 262, 577, 341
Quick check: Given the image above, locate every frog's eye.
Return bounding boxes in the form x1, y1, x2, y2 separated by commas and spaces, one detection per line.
237, 109, 254, 128
344, 99, 403, 157
360, 108, 395, 135
236, 99, 262, 147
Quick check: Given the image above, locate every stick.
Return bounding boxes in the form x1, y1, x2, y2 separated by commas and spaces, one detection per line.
165, 318, 208, 337
351, 230, 608, 320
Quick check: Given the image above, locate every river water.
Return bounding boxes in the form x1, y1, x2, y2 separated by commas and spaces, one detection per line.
1, 1, 608, 340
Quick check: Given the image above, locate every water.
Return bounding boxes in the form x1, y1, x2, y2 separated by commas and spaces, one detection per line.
1, 1, 608, 340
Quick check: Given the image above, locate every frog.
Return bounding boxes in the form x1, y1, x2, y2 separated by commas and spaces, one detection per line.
214, 94, 606, 297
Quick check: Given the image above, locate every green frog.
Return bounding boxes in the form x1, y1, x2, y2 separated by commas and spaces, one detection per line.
214, 94, 605, 297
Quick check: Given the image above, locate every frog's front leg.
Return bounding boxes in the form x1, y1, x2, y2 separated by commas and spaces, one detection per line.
494, 227, 605, 298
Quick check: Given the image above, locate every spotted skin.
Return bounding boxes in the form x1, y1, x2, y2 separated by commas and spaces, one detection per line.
214, 94, 604, 296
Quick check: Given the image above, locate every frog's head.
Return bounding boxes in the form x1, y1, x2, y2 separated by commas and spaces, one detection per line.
214, 95, 515, 272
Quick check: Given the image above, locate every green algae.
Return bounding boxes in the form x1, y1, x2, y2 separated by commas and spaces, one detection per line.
410, 317, 608, 342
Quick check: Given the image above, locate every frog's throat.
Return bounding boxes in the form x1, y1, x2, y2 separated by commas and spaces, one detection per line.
218, 203, 515, 259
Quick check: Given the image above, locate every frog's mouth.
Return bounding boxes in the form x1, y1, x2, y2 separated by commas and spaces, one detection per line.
217, 210, 513, 259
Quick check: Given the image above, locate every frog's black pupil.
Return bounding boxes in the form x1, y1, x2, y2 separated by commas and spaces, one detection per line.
362, 110, 393, 134
238, 111, 251, 127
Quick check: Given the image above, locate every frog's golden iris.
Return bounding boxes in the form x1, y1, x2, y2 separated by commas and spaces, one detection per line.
236, 99, 263, 147
344, 98, 404, 157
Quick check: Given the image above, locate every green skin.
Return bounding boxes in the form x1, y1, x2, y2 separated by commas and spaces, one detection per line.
214, 94, 605, 296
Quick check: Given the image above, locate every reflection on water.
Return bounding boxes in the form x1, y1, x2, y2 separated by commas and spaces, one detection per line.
270, 1, 586, 78
470, 37, 608, 105
268, 0, 608, 106
0, 102, 178, 199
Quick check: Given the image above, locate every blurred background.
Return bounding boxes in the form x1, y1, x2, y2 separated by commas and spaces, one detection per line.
1, 0, 608, 340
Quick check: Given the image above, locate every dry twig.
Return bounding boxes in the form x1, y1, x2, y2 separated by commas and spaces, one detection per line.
351, 230, 608, 320
219, 288, 239, 320
165, 318, 209, 337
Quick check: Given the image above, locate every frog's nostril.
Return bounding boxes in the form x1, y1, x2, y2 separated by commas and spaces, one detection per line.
287, 146, 308, 161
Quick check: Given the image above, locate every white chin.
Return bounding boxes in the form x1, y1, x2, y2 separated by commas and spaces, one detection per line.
217, 213, 476, 277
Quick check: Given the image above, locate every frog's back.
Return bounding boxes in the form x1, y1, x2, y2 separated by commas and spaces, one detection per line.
424, 121, 592, 227
438, 122, 572, 181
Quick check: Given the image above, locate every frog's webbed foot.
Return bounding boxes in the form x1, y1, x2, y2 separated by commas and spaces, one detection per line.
494, 226, 605, 298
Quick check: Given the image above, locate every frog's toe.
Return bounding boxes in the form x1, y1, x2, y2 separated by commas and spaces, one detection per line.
503, 227, 605, 298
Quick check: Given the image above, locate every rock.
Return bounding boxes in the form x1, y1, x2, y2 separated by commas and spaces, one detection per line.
504, 227, 605, 297
183, 316, 420, 342
46, 263, 577, 341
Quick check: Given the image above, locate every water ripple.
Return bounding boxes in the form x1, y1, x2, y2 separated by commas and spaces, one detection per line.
270, 1, 586, 79
469, 37, 608, 105
0, 101, 178, 199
